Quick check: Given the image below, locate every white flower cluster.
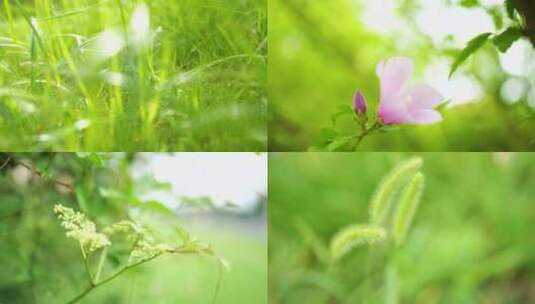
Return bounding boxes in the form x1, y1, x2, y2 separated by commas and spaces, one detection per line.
54, 204, 111, 253
128, 240, 174, 265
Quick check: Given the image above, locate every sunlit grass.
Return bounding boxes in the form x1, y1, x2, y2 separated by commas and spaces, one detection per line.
0, 0, 266, 151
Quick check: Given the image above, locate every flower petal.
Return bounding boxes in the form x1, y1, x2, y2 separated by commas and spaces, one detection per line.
379, 101, 411, 124
408, 109, 442, 124
405, 84, 443, 110
377, 57, 413, 101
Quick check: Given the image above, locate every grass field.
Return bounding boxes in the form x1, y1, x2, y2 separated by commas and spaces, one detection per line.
0, 0, 266, 151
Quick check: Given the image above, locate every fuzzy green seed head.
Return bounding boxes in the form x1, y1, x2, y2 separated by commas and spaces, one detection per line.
369, 157, 423, 224
330, 224, 387, 261
392, 173, 425, 246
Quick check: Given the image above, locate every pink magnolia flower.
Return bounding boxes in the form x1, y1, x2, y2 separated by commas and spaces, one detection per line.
353, 90, 367, 114
376, 57, 443, 125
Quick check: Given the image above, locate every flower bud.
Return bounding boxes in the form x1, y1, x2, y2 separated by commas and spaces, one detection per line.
353, 90, 367, 115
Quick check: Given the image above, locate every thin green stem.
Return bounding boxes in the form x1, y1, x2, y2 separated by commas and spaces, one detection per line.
81, 246, 94, 285
211, 259, 225, 304
66, 254, 161, 304
94, 247, 108, 283
353, 122, 381, 151
13, 0, 47, 54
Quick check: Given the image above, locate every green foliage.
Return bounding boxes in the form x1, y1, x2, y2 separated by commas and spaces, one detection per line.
0, 0, 266, 151
505, 0, 516, 19
449, 32, 492, 78
269, 153, 535, 303
54, 204, 216, 303
295, 218, 331, 265
269, 0, 535, 151
492, 26, 524, 52
460, 0, 480, 8
0, 153, 267, 304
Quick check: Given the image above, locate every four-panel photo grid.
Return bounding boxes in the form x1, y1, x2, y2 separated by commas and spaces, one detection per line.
1, 0, 535, 303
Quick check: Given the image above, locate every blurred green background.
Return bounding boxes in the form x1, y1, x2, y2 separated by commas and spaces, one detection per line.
269, 0, 535, 151
0, 153, 267, 303
269, 152, 535, 303
0, 0, 266, 151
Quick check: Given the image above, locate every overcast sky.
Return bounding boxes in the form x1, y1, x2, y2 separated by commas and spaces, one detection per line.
132, 153, 267, 211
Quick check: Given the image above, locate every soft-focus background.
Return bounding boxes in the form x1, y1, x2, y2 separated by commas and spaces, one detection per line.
269, 152, 535, 303
269, 0, 535, 151
0, 0, 266, 151
0, 153, 267, 303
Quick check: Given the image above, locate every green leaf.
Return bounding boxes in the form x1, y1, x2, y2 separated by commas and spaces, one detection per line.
459, 0, 479, 7
75, 153, 107, 166
378, 125, 400, 133
75, 185, 89, 214
449, 32, 492, 78
326, 135, 354, 151
488, 7, 503, 29
295, 218, 331, 265
141, 200, 174, 214
312, 128, 338, 148
492, 27, 523, 52
99, 188, 127, 200
331, 105, 354, 125
505, 0, 516, 19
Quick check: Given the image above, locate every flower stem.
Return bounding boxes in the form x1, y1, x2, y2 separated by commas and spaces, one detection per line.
94, 247, 108, 283
66, 254, 161, 304
80, 246, 94, 285
353, 122, 381, 151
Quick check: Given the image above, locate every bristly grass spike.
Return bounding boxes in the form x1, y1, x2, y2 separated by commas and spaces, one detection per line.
369, 157, 423, 225
392, 172, 425, 246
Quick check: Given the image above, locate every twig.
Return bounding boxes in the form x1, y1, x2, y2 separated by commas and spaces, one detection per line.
3, 153, 74, 191
66, 254, 161, 304
353, 122, 381, 151
0, 155, 12, 170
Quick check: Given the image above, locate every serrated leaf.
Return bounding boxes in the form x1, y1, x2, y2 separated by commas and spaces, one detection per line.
449, 32, 491, 78
492, 27, 523, 52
